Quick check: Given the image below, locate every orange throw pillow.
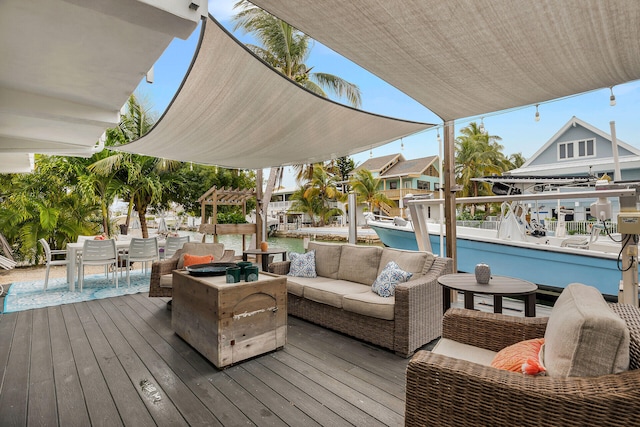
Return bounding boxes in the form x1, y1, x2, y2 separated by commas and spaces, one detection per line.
183, 253, 214, 267
491, 338, 545, 375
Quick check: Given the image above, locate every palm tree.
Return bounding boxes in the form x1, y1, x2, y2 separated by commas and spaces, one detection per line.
288, 186, 322, 226
304, 164, 344, 226
89, 95, 180, 238
455, 122, 508, 216
233, 1, 362, 108
233, 1, 362, 190
349, 169, 394, 214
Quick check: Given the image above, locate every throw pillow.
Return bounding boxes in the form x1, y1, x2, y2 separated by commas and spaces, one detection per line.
288, 250, 317, 278
491, 338, 546, 375
183, 253, 214, 267
371, 261, 413, 297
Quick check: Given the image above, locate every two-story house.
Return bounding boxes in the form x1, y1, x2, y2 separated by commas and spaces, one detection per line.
508, 116, 640, 221
351, 153, 440, 218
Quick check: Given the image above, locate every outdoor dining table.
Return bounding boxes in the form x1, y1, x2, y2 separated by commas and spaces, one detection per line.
66, 238, 165, 291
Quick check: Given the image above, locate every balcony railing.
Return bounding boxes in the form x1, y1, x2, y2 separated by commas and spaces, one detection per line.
381, 188, 431, 199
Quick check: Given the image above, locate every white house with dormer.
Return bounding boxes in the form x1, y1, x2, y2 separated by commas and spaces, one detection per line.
509, 116, 640, 181
507, 116, 640, 221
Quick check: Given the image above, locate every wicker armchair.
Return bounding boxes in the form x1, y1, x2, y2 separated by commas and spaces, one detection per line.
149, 242, 235, 297
405, 305, 640, 427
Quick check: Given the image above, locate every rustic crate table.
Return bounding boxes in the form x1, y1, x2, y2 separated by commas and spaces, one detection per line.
171, 270, 287, 368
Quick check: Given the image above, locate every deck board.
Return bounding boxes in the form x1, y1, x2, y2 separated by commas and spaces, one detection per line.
1, 292, 443, 426
28, 309, 57, 425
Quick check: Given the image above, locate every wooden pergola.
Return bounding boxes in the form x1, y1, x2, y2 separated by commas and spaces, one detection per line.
197, 186, 260, 250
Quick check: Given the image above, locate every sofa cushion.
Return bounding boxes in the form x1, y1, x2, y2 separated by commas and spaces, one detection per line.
378, 247, 431, 279
371, 261, 413, 297
543, 283, 630, 377
308, 241, 342, 279
432, 338, 497, 366
288, 250, 317, 278
303, 279, 371, 308
177, 243, 225, 269
337, 245, 382, 285
281, 276, 322, 297
343, 291, 395, 320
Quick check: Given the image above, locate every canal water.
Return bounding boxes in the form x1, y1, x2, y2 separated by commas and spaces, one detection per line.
175, 232, 380, 255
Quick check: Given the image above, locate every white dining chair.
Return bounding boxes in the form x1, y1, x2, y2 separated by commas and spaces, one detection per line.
123, 237, 159, 285
77, 239, 118, 291
162, 235, 190, 260
39, 238, 68, 291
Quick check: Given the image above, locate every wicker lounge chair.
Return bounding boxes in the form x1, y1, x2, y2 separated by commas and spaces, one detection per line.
405, 304, 640, 427
149, 242, 235, 298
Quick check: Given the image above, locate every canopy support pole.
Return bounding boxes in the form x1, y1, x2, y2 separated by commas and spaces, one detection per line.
443, 120, 457, 272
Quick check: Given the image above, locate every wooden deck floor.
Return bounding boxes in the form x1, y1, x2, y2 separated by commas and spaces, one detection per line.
0, 294, 410, 426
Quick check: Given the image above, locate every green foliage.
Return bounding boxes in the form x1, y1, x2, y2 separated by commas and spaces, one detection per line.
217, 211, 248, 224
0, 155, 100, 261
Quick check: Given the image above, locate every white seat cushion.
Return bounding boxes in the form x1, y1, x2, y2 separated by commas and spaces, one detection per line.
303, 279, 370, 308
343, 291, 395, 320
431, 338, 497, 366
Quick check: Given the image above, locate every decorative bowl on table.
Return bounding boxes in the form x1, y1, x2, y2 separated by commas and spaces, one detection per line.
186, 262, 238, 277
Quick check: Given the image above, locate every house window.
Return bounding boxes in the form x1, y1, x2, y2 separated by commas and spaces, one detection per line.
389, 181, 398, 190
404, 181, 412, 188
559, 138, 595, 160
417, 180, 430, 190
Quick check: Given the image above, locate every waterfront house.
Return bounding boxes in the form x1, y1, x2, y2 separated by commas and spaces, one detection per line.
508, 116, 640, 221
352, 154, 440, 219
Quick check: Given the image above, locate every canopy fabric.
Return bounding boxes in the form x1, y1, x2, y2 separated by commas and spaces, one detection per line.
0, 0, 202, 173
119, 16, 433, 169
250, 0, 640, 121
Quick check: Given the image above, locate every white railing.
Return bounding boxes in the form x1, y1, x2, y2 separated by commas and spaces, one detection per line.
456, 220, 617, 235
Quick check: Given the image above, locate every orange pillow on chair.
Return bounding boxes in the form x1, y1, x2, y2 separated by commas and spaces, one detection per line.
182, 253, 214, 267
491, 338, 546, 375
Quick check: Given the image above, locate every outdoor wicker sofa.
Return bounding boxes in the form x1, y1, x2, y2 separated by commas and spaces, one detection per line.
268, 241, 454, 357
405, 298, 640, 426
148, 242, 235, 297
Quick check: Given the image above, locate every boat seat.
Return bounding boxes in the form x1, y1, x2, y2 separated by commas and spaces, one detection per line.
560, 236, 589, 249
393, 217, 408, 226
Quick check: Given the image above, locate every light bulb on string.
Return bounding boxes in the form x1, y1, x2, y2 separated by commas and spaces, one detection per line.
479, 117, 485, 134
609, 86, 616, 106
370, 147, 373, 158
190, 162, 193, 171
400, 138, 404, 151
436, 129, 441, 145
534, 104, 540, 122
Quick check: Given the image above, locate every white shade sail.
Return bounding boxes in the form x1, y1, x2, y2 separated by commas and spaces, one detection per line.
119, 16, 433, 169
249, 0, 640, 121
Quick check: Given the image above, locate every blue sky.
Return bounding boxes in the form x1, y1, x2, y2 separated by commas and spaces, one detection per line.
136, 1, 640, 187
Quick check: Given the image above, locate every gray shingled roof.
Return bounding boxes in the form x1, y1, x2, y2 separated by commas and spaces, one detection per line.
383, 155, 437, 176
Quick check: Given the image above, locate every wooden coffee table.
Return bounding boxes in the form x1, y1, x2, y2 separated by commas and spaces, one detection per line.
438, 273, 538, 317
171, 270, 287, 368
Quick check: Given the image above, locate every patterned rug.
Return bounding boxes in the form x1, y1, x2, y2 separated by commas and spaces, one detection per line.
3, 271, 151, 313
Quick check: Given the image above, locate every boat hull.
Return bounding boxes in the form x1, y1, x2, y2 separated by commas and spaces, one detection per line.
369, 222, 626, 297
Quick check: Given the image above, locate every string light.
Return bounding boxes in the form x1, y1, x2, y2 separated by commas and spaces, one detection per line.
436, 129, 442, 144
190, 161, 193, 171
400, 137, 404, 151
534, 104, 540, 122
369, 147, 373, 158
609, 86, 616, 106
479, 117, 485, 134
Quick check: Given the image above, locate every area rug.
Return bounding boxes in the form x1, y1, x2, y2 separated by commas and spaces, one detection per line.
3, 271, 151, 313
